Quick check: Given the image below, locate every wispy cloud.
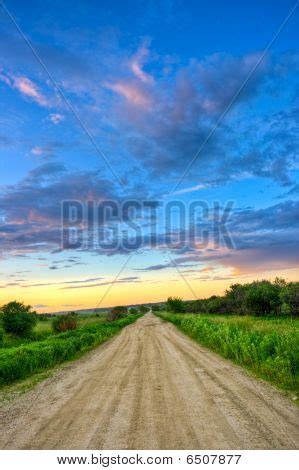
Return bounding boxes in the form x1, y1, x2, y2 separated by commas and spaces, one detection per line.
105, 80, 152, 108
0, 70, 50, 107
171, 183, 212, 196
13, 76, 49, 106
130, 44, 154, 84
60, 276, 141, 290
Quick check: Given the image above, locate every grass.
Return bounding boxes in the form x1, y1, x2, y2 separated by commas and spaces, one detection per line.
1, 314, 107, 348
0, 314, 141, 386
156, 312, 299, 394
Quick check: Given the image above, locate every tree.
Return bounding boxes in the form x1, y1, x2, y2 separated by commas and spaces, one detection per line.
2, 301, 37, 337
166, 296, 185, 313
281, 282, 299, 317
226, 283, 249, 315
274, 277, 287, 288
107, 306, 128, 321
245, 281, 281, 316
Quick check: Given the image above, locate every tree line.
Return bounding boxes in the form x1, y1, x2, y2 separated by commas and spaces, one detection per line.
164, 279, 299, 317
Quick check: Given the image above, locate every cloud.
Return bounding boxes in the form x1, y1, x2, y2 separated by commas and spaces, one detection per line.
106, 51, 298, 188
30, 142, 64, 159
13, 76, 49, 106
0, 29, 92, 95
130, 44, 154, 84
119, 276, 139, 281
278, 184, 299, 198
31, 146, 44, 157
1, 276, 105, 290
0, 31, 298, 272
49, 113, 64, 125
116, 53, 269, 178
132, 199, 299, 276
1, 27, 297, 189
176, 200, 299, 274
62, 277, 103, 284
171, 183, 212, 195
60, 276, 141, 290
0, 161, 157, 256
0, 162, 117, 255
105, 80, 152, 108
136, 263, 172, 271
0, 70, 50, 107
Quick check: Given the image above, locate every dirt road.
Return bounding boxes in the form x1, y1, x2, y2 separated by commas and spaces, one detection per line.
1, 313, 298, 449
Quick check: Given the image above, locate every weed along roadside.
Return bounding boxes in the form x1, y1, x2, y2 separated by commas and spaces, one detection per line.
0, 314, 141, 386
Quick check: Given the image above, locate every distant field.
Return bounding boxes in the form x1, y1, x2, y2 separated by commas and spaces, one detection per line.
1, 314, 107, 348
157, 312, 299, 393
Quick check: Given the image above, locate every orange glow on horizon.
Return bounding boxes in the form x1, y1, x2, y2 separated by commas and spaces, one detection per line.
1, 267, 298, 313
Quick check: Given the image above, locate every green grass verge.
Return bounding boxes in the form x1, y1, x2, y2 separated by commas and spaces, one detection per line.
0, 314, 141, 386
156, 312, 299, 393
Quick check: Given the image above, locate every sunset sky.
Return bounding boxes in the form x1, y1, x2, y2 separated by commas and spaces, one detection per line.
0, 0, 298, 312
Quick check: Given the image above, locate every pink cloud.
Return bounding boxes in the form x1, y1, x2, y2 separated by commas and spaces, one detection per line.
105, 80, 152, 108
0, 70, 49, 107
13, 76, 49, 106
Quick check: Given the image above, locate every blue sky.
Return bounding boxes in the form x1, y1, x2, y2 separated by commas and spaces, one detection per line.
0, 0, 298, 311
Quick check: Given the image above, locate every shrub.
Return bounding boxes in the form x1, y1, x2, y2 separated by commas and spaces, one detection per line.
0, 327, 4, 346
184, 300, 203, 313
129, 307, 138, 315
2, 301, 37, 337
107, 306, 128, 321
206, 296, 232, 314
52, 314, 78, 333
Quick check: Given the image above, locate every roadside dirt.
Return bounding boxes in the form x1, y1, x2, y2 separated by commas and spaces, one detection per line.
1, 313, 298, 449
